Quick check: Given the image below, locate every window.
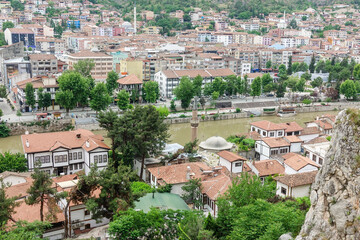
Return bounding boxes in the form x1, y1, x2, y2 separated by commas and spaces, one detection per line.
85, 224, 91, 229
79, 163, 83, 169
103, 154, 107, 162
152, 174, 155, 182
94, 155, 98, 163
70, 165, 73, 170
255, 144, 258, 148
85, 210, 90, 216
271, 149, 278, 155
55, 155, 67, 163
74, 164, 78, 170
234, 162, 242, 167
312, 155, 316, 162
319, 158, 323, 165
69, 153, 72, 160
294, 131, 300, 135
252, 127, 255, 131
98, 155, 103, 163
73, 152, 77, 160
281, 187, 287, 195
278, 131, 283, 136
262, 131, 266, 136
280, 148, 288, 154
78, 152, 82, 159
269, 132, 275, 137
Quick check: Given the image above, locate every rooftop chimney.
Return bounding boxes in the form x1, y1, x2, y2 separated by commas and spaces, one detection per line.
186, 166, 191, 180
25, 139, 29, 148
76, 133, 81, 138
86, 140, 90, 148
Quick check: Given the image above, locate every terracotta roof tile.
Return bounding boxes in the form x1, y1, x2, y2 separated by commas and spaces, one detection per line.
201, 171, 231, 200
261, 137, 291, 148
21, 129, 110, 154
252, 159, 285, 177
69, 50, 112, 58
284, 153, 319, 171
117, 74, 143, 85
148, 162, 211, 184
29, 54, 57, 61
274, 171, 318, 187
301, 127, 320, 135
284, 135, 303, 143
278, 122, 303, 133
251, 120, 285, 131
217, 150, 246, 162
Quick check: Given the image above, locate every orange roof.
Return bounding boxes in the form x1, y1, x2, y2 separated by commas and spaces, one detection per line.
275, 171, 318, 187
261, 137, 291, 148
301, 127, 320, 135
21, 129, 110, 154
284, 135, 303, 143
217, 150, 246, 162
5, 178, 33, 199
69, 50, 112, 58
201, 171, 231, 200
251, 120, 285, 131
284, 153, 319, 171
278, 122, 303, 133
313, 120, 333, 130
117, 74, 143, 85
252, 159, 285, 177
148, 162, 211, 184
10, 200, 65, 224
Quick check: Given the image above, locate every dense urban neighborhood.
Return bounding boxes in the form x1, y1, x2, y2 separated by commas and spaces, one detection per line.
1, 0, 360, 239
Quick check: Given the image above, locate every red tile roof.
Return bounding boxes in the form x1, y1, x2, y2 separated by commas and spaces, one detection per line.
117, 74, 143, 85
252, 159, 285, 177
201, 171, 231, 200
284, 153, 319, 171
251, 120, 285, 131
274, 171, 318, 187
217, 150, 246, 162
278, 122, 303, 133
262, 137, 291, 148
21, 129, 110, 154
284, 135, 303, 143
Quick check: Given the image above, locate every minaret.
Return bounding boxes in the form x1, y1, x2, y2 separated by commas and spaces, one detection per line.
190, 97, 199, 142
134, 0, 137, 34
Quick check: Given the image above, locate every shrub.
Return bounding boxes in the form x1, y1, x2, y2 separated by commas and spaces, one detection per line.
326, 97, 332, 102
250, 114, 254, 118
236, 108, 241, 113
180, 114, 186, 118
0, 121, 10, 137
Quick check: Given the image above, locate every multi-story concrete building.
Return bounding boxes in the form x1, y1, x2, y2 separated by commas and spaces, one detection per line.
29, 54, 58, 76
35, 38, 65, 54
67, 51, 113, 81
21, 129, 110, 176
155, 68, 235, 98
4, 28, 36, 48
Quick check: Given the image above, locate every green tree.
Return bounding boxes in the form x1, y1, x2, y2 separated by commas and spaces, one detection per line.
211, 91, 219, 101
288, 19, 297, 29
90, 83, 112, 112
0, 109, 2, 117
73, 59, 95, 78
301, 72, 311, 81
0, 220, 51, 239
37, 87, 44, 110
25, 83, 36, 111
0, 122, 10, 138
0, 85, 7, 98
97, 109, 118, 164
78, 165, 140, 220
278, 64, 288, 82
130, 182, 152, 195
296, 78, 306, 92
2, 21, 14, 31
143, 81, 159, 103
42, 93, 52, 111
311, 77, 323, 88
225, 75, 237, 96
276, 83, 286, 98
193, 75, 203, 97
170, 99, 176, 111
212, 77, 226, 95
181, 178, 203, 209
309, 55, 316, 73
174, 77, 194, 110
156, 106, 169, 118
183, 139, 198, 154
106, 71, 119, 95
26, 166, 64, 222
287, 56, 292, 75
55, 71, 89, 114
340, 79, 357, 100
117, 90, 130, 111
339, 68, 351, 82
10, 0, 24, 11
353, 64, 360, 80
266, 60, 272, 68
286, 76, 299, 92
315, 60, 326, 73
0, 152, 27, 173
251, 77, 261, 97
229, 199, 305, 240
0, 179, 19, 226
261, 73, 273, 89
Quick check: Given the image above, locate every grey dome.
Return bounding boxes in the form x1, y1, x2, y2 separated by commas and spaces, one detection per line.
199, 136, 233, 151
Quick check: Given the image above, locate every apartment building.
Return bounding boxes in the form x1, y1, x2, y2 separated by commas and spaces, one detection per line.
29, 54, 58, 76
35, 38, 66, 54
67, 51, 113, 81
155, 68, 235, 98
4, 28, 36, 48
21, 129, 110, 176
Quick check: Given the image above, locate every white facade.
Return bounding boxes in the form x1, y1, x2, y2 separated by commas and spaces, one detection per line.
241, 62, 251, 76
303, 142, 330, 166
284, 163, 318, 174
276, 181, 311, 198
289, 142, 302, 153
219, 157, 244, 174
255, 140, 290, 160
251, 125, 285, 138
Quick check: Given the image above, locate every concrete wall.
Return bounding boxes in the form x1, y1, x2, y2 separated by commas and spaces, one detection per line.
8, 119, 73, 135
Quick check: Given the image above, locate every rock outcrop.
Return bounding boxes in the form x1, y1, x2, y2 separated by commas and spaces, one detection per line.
296, 109, 360, 240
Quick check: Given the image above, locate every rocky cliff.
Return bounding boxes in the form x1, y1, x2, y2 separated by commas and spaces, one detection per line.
296, 109, 360, 240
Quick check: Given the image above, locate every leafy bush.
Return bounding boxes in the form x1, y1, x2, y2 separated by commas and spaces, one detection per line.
236, 108, 241, 113
326, 136, 331, 141
302, 99, 312, 105
326, 97, 332, 102
0, 121, 10, 137
131, 182, 152, 195
179, 114, 186, 118
0, 152, 28, 173
157, 183, 172, 193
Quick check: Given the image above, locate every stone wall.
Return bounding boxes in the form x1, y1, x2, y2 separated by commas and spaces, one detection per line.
8, 119, 74, 135
165, 112, 249, 124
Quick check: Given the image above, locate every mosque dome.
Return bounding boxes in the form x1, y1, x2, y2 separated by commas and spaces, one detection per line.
199, 136, 233, 151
